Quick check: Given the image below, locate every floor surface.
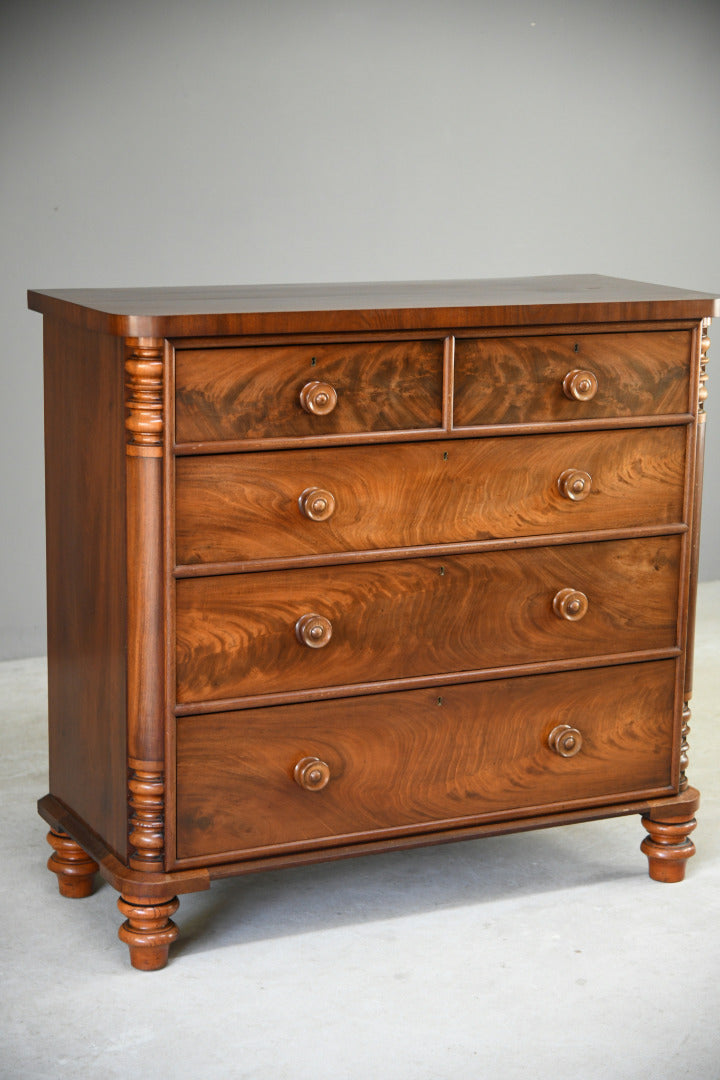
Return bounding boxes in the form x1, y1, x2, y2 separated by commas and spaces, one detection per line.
2, 583, 719, 1079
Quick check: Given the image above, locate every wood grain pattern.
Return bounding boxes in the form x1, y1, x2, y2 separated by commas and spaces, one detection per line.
32, 277, 711, 967
46, 828, 99, 898
175, 426, 686, 566
175, 660, 677, 861
27, 276, 720, 338
175, 339, 444, 442
42, 319, 128, 861
175, 536, 681, 704
454, 330, 692, 425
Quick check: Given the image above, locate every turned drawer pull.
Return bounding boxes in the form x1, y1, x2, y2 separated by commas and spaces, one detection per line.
295, 613, 333, 648
563, 368, 598, 402
299, 380, 338, 416
558, 468, 592, 501
298, 487, 336, 521
294, 756, 331, 791
548, 724, 583, 758
553, 587, 588, 621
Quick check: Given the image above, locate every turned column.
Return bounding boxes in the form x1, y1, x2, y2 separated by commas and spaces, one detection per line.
640, 326, 709, 883
123, 338, 178, 969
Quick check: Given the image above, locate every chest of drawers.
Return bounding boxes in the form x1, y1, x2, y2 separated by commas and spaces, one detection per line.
29, 275, 717, 970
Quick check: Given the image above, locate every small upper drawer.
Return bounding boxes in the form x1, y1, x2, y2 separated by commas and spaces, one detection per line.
174, 339, 444, 443
453, 330, 692, 426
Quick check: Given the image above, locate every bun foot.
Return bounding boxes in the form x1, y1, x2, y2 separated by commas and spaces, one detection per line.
641, 815, 697, 882
118, 895, 179, 970
46, 829, 99, 898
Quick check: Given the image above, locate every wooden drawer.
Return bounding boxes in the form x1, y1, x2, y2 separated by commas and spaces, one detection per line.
454, 330, 692, 426
175, 536, 680, 704
175, 426, 685, 566
175, 660, 677, 862
175, 339, 444, 443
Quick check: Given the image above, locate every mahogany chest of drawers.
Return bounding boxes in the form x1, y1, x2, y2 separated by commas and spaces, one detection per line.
29, 275, 717, 969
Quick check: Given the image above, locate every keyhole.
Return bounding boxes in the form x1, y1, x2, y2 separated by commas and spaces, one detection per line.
573, 343, 579, 353
311, 357, 317, 366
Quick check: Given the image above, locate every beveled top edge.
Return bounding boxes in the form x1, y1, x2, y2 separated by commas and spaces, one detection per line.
27, 274, 720, 337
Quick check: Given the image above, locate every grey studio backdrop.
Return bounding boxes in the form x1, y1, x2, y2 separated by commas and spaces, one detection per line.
1, 0, 719, 660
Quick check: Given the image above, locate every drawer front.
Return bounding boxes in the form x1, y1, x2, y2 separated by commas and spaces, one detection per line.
175, 536, 680, 704
454, 330, 692, 426
175, 660, 677, 861
175, 427, 685, 566
175, 339, 444, 443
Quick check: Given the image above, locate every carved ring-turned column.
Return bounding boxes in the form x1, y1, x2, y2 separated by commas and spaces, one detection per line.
123, 338, 177, 970
125, 338, 165, 872
681, 324, 711, 793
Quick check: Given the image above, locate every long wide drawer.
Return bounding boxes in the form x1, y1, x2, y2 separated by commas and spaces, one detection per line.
175, 426, 686, 566
175, 339, 444, 443
175, 660, 677, 862
454, 330, 692, 426
175, 536, 681, 704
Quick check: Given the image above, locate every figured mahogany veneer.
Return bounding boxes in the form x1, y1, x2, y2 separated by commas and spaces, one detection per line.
175, 339, 444, 443
175, 426, 685, 566
454, 329, 691, 425
175, 661, 677, 863
30, 276, 717, 970
175, 536, 681, 705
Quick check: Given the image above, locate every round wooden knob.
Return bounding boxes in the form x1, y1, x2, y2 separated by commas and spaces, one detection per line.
558, 468, 592, 501
548, 724, 583, 758
294, 756, 330, 791
298, 487, 336, 521
295, 613, 333, 648
563, 369, 598, 402
299, 381, 338, 416
553, 587, 588, 621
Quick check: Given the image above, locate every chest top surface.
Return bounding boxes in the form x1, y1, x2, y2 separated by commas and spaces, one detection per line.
27, 274, 719, 339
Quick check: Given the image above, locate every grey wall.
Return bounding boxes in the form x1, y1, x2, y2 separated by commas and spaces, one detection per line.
2, 0, 719, 659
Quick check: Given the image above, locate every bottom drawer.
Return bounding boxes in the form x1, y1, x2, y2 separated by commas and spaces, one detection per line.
174, 660, 677, 864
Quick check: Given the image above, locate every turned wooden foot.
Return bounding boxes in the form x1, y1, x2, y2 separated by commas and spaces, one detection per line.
118, 895, 179, 970
641, 813, 697, 882
46, 829, 99, 898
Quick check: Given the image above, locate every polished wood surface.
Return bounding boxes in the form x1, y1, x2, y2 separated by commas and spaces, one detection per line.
46, 829, 99, 898
32, 276, 714, 967
125, 339, 167, 873
175, 661, 676, 862
454, 330, 692, 425
42, 320, 129, 861
175, 536, 681, 704
175, 339, 443, 442
27, 275, 719, 337
175, 426, 685, 566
